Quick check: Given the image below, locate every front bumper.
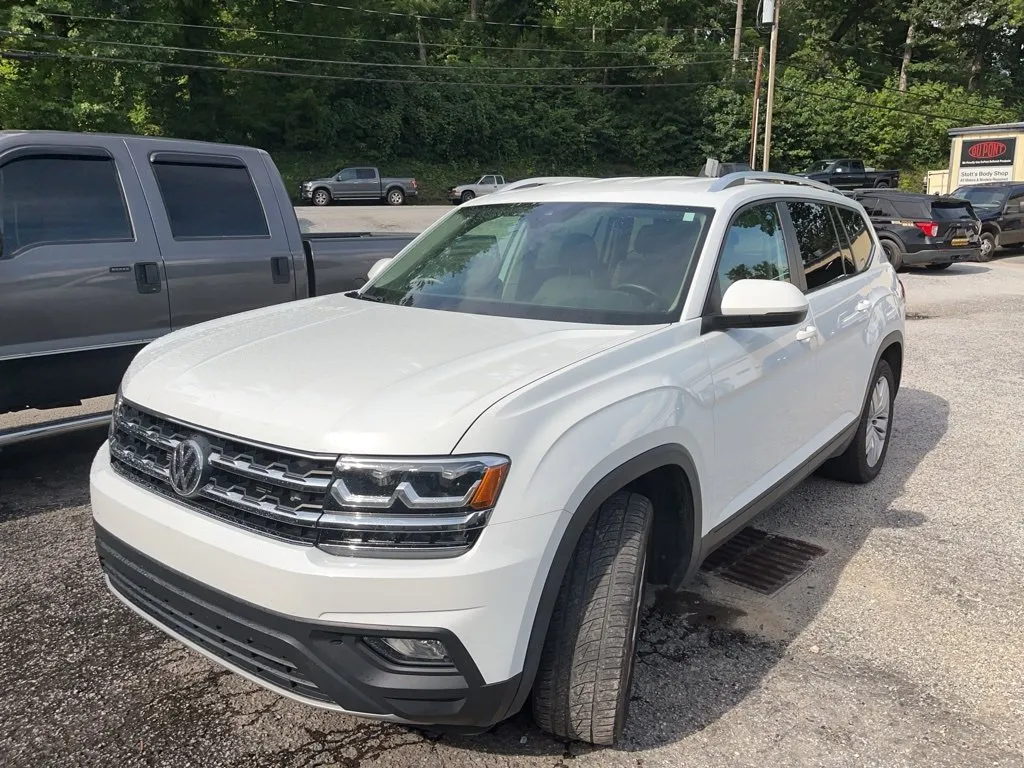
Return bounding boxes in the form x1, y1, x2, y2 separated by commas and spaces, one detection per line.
90, 446, 562, 728
903, 246, 980, 266
96, 525, 519, 727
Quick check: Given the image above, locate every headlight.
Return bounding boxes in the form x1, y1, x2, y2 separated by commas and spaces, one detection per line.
317, 455, 509, 558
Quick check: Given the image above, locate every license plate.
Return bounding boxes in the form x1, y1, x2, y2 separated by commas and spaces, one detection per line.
951, 237, 969, 247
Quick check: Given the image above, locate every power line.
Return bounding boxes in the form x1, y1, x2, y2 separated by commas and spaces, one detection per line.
2, 30, 749, 71
774, 83, 976, 123
1, 48, 751, 90
35, 12, 739, 59
281, 0, 737, 35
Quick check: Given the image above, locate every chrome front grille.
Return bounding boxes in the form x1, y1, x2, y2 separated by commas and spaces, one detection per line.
109, 401, 335, 544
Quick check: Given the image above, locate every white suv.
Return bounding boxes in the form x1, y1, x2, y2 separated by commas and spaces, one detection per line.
90, 172, 906, 745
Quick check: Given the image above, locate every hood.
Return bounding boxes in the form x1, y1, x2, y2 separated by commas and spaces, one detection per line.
123, 296, 648, 455
303, 177, 332, 185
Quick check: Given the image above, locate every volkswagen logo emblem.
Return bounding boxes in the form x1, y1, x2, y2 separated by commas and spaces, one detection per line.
168, 437, 210, 498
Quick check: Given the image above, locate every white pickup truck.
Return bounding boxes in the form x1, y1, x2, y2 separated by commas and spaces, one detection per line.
91, 172, 905, 745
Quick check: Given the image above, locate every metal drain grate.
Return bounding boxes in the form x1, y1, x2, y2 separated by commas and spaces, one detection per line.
701, 527, 826, 595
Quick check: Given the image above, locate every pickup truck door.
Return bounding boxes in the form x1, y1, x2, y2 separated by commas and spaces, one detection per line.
1002, 188, 1024, 245
129, 144, 297, 330
354, 168, 381, 199
832, 160, 866, 189
0, 141, 170, 406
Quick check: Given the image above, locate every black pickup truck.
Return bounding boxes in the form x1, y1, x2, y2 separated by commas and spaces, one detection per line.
799, 158, 901, 190
0, 131, 416, 416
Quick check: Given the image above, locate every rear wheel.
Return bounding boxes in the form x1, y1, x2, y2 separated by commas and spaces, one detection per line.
821, 359, 895, 484
386, 187, 405, 206
978, 232, 995, 262
880, 239, 904, 271
874, 180, 890, 188
532, 491, 653, 746
311, 188, 331, 207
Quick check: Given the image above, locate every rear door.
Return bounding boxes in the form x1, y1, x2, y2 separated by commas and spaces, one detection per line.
784, 200, 875, 432
1001, 187, 1024, 245
834, 160, 867, 189
129, 143, 297, 329
354, 168, 381, 200
0, 141, 168, 360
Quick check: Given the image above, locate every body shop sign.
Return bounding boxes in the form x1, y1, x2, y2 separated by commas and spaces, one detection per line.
958, 137, 1017, 184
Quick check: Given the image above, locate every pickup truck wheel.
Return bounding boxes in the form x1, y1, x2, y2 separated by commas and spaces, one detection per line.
880, 239, 904, 271
386, 188, 405, 206
978, 232, 995, 262
821, 359, 895, 484
461, 190, 475, 203
311, 188, 331, 207
874, 180, 890, 188
531, 491, 653, 746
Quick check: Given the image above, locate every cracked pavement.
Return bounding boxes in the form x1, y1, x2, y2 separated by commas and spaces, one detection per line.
2, 257, 1023, 767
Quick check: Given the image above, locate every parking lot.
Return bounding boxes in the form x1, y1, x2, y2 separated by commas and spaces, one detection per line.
2, 254, 1023, 767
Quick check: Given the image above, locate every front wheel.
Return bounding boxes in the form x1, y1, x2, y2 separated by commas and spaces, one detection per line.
461, 190, 476, 203
532, 491, 653, 746
311, 188, 331, 207
821, 359, 895, 484
385, 187, 405, 206
978, 232, 995, 262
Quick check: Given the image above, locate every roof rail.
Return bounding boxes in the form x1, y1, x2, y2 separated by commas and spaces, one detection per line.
708, 171, 836, 194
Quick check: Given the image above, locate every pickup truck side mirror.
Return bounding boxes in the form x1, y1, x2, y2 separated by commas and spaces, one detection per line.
367, 257, 393, 283
711, 279, 809, 329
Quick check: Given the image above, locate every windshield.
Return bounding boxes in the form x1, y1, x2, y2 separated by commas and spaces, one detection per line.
359, 202, 712, 325
952, 186, 1007, 210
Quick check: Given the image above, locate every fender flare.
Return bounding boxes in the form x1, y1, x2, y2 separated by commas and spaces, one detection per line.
503, 444, 702, 718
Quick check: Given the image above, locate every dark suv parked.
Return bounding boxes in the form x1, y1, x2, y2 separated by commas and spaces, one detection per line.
845, 189, 980, 270
950, 182, 1024, 261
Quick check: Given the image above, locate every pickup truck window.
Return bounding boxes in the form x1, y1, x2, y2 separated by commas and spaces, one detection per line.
0, 154, 132, 256
482, 176, 496, 185
151, 161, 269, 240
787, 201, 846, 291
360, 202, 711, 325
337, 169, 357, 181
356, 168, 377, 180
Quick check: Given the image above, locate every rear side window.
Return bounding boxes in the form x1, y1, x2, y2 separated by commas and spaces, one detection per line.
355, 168, 376, 180
860, 196, 899, 217
151, 160, 269, 239
716, 203, 790, 292
0, 154, 132, 255
833, 205, 873, 273
787, 201, 845, 291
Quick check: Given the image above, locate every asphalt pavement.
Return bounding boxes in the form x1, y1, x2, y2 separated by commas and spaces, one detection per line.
1, 257, 1022, 767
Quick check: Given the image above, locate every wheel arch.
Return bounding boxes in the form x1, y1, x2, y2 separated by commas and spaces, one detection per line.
503, 444, 702, 718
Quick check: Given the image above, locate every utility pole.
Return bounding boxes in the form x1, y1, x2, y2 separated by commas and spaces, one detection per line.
750, 46, 764, 168
761, 0, 780, 172
732, 0, 744, 75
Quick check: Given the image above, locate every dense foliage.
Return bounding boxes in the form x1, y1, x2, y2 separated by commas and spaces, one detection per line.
1, 0, 1022, 197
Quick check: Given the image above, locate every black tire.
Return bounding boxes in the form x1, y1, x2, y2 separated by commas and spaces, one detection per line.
311, 188, 331, 207
461, 190, 476, 203
874, 180, 890, 188
978, 231, 995, 262
880, 239, 904, 271
925, 262, 953, 271
532, 491, 653, 746
385, 187, 405, 206
821, 359, 895, 484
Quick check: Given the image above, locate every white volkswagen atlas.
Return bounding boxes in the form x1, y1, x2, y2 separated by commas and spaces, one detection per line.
91, 172, 906, 745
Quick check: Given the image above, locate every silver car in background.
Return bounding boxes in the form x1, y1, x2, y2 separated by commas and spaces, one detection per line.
448, 174, 506, 204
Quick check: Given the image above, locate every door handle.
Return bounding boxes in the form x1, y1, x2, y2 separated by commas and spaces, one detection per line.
838, 300, 872, 329
854, 299, 871, 312
271, 256, 291, 284
133, 262, 162, 294
795, 325, 817, 342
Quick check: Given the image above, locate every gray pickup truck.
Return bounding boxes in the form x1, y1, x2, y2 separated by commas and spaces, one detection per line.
300, 167, 418, 207
0, 131, 416, 417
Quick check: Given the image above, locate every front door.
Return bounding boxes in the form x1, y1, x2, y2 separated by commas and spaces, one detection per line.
0, 142, 170, 409
129, 142, 296, 330
701, 201, 823, 527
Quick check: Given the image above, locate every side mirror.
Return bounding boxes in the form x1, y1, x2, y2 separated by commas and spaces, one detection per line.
367, 257, 393, 283
713, 279, 809, 329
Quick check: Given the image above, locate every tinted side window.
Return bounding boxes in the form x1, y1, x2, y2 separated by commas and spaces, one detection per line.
833, 205, 873, 273
787, 201, 846, 290
151, 161, 269, 239
0, 155, 132, 255
356, 168, 376, 180
851, 160, 865, 172
716, 203, 790, 293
